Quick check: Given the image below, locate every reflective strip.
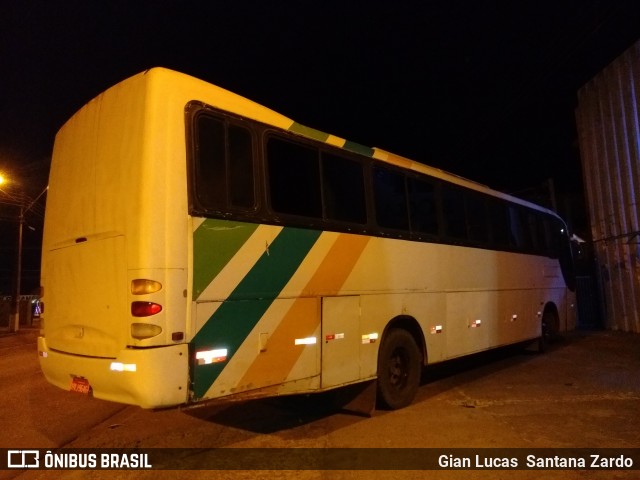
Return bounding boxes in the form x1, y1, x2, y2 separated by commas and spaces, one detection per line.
196, 349, 228, 365
361, 332, 379, 344
110, 362, 137, 372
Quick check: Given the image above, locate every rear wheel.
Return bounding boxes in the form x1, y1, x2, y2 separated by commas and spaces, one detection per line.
376, 329, 421, 409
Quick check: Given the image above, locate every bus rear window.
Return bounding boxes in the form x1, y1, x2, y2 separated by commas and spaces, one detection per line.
194, 114, 255, 211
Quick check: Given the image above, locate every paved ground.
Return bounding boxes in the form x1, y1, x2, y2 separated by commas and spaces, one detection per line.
0, 327, 639, 480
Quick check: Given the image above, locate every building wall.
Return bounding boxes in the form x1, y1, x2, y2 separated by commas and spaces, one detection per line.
575, 40, 640, 333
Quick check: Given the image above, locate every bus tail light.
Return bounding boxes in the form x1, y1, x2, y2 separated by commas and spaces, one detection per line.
131, 322, 163, 339
131, 301, 162, 317
131, 279, 162, 295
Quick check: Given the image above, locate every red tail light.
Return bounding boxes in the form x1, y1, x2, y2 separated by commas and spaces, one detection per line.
131, 301, 162, 317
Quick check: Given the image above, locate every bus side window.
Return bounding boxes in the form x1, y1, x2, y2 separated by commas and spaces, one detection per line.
442, 185, 467, 241
373, 166, 409, 231
488, 200, 510, 248
508, 206, 531, 251
466, 193, 489, 244
194, 115, 255, 211
228, 125, 255, 209
408, 176, 439, 236
195, 115, 226, 210
540, 216, 556, 257
267, 137, 322, 218
321, 152, 366, 224
525, 211, 540, 253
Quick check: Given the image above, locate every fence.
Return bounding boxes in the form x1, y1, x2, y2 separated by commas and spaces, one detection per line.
0, 296, 39, 331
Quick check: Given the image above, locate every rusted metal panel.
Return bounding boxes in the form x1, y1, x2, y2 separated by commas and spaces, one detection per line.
575, 40, 640, 333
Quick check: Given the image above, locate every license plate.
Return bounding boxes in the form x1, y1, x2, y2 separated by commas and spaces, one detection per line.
70, 377, 91, 395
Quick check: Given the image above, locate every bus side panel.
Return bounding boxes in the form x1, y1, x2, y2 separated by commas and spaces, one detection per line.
445, 291, 491, 357
189, 221, 325, 402
188, 221, 376, 403
321, 295, 363, 388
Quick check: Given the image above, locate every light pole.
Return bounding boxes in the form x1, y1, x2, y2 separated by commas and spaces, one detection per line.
10, 203, 24, 332
0, 174, 47, 332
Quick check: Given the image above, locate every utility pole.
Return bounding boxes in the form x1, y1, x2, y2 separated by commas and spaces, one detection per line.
9, 203, 24, 332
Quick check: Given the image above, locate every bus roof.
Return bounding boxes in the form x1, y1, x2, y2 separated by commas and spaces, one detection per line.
73, 67, 561, 219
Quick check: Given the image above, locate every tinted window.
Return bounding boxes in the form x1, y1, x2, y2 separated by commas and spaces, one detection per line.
508, 206, 531, 250
408, 177, 438, 235
195, 115, 254, 210
467, 193, 489, 243
195, 116, 226, 209
373, 166, 409, 230
267, 137, 321, 218
322, 152, 366, 224
538, 216, 555, 256
526, 211, 551, 254
228, 126, 255, 208
487, 200, 510, 248
442, 185, 467, 239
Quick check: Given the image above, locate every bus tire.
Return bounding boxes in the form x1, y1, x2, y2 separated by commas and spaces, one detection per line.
376, 328, 421, 409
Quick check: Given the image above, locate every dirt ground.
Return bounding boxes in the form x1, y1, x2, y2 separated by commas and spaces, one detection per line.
1, 328, 639, 480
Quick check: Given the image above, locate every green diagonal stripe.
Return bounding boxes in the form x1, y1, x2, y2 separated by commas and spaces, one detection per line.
192, 226, 321, 399
288, 122, 330, 142
343, 140, 374, 157
192, 219, 259, 300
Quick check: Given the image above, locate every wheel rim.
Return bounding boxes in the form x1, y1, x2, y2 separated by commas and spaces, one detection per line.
388, 347, 410, 390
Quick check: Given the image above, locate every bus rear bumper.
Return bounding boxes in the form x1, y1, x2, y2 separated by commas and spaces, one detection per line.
37, 336, 189, 409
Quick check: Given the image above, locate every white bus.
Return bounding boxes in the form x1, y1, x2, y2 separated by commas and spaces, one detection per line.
38, 68, 576, 410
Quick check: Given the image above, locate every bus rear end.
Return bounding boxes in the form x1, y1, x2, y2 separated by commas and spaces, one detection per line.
38, 70, 190, 408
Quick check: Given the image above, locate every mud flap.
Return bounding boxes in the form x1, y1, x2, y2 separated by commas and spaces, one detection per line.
335, 380, 377, 417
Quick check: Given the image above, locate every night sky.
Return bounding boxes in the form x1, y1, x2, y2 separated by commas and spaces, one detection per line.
1, 0, 640, 294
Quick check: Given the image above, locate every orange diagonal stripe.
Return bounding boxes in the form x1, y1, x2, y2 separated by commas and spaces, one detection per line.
236, 233, 370, 391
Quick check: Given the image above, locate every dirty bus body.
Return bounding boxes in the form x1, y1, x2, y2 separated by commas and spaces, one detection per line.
38, 68, 576, 410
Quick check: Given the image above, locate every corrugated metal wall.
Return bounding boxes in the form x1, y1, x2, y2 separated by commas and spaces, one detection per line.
575, 40, 640, 333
